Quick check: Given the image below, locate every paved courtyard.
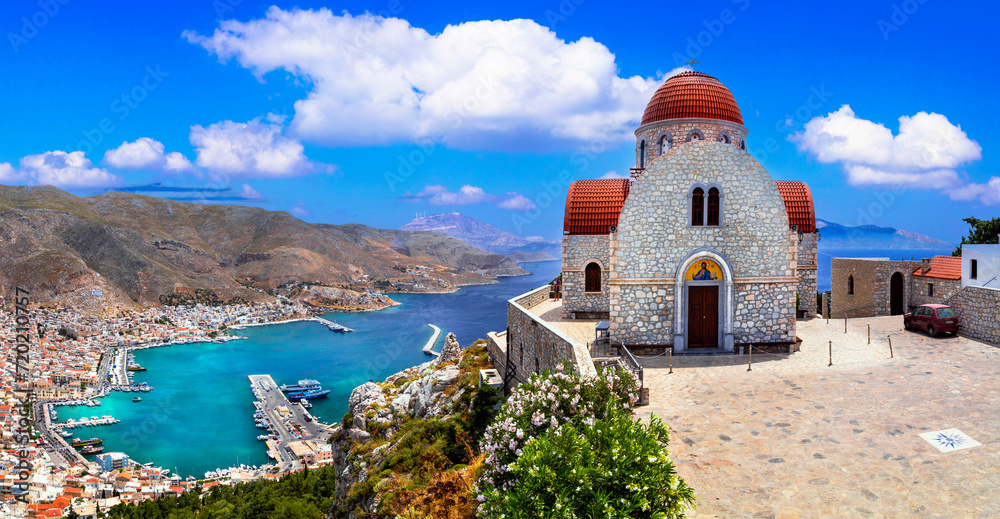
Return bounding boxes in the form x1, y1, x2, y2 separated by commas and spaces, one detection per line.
637, 316, 1000, 518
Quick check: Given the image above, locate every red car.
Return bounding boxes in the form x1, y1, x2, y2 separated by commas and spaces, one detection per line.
904, 304, 960, 337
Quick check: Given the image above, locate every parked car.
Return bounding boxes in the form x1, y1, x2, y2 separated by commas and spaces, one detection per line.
904, 304, 960, 337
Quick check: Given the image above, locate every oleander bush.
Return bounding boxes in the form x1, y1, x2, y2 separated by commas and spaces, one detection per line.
479, 406, 695, 518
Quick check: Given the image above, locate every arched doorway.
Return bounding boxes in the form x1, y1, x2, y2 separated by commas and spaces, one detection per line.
684, 259, 724, 349
890, 272, 904, 315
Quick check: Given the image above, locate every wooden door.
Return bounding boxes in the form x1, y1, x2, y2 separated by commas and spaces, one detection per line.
688, 286, 719, 348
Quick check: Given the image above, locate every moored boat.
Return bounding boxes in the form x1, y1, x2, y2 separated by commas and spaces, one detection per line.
81, 445, 104, 454
280, 379, 322, 392
71, 437, 103, 447
287, 388, 329, 400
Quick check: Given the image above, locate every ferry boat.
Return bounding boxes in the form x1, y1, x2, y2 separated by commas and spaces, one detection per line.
60, 430, 72, 438
81, 445, 104, 455
280, 379, 322, 392
132, 397, 142, 402
127, 364, 147, 372
299, 399, 312, 409
71, 438, 103, 447
287, 389, 329, 400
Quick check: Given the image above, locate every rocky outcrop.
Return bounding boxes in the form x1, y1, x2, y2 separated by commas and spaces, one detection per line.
437, 332, 461, 365
299, 286, 398, 312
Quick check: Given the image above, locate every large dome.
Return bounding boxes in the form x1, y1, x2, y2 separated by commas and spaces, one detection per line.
641, 71, 743, 126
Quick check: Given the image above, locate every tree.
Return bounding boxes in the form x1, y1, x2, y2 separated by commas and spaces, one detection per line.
953, 216, 1000, 256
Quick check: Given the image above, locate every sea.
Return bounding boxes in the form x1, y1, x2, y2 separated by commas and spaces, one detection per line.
57, 248, 952, 477
56, 261, 562, 478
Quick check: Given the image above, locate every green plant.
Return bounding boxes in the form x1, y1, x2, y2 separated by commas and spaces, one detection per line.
478, 406, 695, 518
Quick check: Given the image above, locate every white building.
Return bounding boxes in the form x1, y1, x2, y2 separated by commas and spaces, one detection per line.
961, 244, 1000, 289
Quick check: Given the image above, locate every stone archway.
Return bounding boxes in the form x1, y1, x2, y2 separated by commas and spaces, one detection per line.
890, 272, 904, 315
674, 251, 735, 352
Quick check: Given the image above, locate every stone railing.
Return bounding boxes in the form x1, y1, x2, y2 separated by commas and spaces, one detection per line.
507, 286, 597, 379
946, 286, 1000, 345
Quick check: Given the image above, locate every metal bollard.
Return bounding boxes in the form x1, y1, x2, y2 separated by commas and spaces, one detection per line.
888, 335, 893, 358
668, 347, 673, 375
828, 340, 833, 367
868, 324, 870, 344
747, 345, 752, 372
844, 317, 847, 334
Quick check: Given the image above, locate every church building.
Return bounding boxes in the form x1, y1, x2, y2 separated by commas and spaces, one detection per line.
560, 71, 818, 352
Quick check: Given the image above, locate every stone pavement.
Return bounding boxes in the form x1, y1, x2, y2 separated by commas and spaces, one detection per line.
528, 299, 603, 346
637, 316, 1000, 518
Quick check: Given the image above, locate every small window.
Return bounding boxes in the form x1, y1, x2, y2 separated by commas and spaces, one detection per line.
639, 140, 646, 168
739, 139, 746, 150
659, 134, 671, 155
971, 259, 978, 279
687, 129, 703, 142
707, 188, 720, 226
927, 283, 934, 297
691, 188, 704, 226
585, 263, 602, 292
535, 358, 540, 374
718, 132, 731, 144
847, 275, 854, 295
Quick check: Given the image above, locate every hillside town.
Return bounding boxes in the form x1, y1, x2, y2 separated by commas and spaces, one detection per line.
0, 299, 339, 518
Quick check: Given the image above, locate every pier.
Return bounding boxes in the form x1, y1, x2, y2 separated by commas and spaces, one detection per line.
248, 375, 331, 471
422, 324, 441, 357
56, 416, 120, 429
313, 317, 354, 332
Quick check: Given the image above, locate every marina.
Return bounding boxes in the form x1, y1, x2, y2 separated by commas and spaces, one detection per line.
248, 374, 332, 470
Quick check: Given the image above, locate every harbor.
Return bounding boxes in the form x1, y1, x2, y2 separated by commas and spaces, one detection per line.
229, 316, 354, 332
248, 375, 333, 471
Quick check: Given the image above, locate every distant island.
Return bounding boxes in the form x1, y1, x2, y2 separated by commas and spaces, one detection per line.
817, 218, 953, 249
402, 212, 559, 261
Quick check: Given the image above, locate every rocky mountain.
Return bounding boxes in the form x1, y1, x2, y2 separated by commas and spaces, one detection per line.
401, 212, 559, 259
317, 223, 528, 278
0, 185, 524, 314
816, 218, 954, 249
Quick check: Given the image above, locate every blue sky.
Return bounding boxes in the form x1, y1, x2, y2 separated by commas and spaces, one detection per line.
1, 0, 997, 243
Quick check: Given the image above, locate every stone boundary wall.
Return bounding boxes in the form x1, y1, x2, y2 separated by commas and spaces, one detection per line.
945, 286, 1000, 345
505, 286, 597, 379
486, 331, 508, 378
562, 234, 611, 317
831, 258, 920, 318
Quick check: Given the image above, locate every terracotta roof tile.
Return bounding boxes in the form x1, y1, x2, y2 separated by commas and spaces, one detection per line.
912, 256, 962, 280
775, 180, 816, 233
642, 72, 743, 125
563, 178, 631, 235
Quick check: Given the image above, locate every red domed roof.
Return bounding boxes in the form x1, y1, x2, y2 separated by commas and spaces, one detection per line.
641, 71, 743, 126
775, 181, 816, 233
564, 178, 631, 235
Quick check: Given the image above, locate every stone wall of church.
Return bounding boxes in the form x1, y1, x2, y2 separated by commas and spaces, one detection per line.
634, 118, 748, 168
562, 234, 611, 317
734, 282, 797, 343
795, 233, 819, 317
610, 141, 795, 346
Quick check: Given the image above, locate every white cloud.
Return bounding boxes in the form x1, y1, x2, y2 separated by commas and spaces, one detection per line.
0, 162, 26, 184
185, 8, 682, 151
599, 171, 626, 179
290, 200, 310, 218
497, 193, 537, 210
239, 183, 262, 199
416, 184, 487, 205
104, 138, 196, 174
18, 151, 119, 188
791, 105, 996, 203
190, 117, 334, 177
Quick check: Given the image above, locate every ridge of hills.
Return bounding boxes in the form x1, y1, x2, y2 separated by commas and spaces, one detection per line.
0, 185, 526, 314
401, 212, 559, 259
816, 218, 953, 249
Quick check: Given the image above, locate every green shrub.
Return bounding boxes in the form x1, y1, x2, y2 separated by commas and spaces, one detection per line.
478, 406, 695, 518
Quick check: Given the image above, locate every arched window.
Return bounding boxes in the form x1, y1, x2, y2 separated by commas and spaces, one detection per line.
658, 134, 671, 155
691, 188, 704, 226
739, 139, 746, 150
585, 262, 602, 292
707, 188, 720, 226
639, 140, 646, 168
687, 129, 703, 142
847, 275, 854, 295
718, 132, 731, 144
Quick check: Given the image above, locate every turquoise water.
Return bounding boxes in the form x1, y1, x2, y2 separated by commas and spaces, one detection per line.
56, 261, 561, 478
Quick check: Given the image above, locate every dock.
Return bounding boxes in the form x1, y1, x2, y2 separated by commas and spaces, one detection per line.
56, 416, 120, 429
313, 317, 354, 332
422, 324, 441, 357
248, 375, 331, 471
